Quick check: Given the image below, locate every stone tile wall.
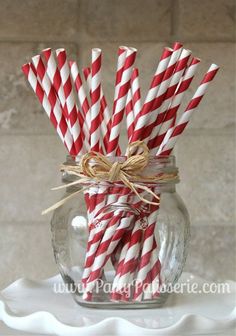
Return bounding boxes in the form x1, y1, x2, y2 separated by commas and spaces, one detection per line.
0, 0, 235, 288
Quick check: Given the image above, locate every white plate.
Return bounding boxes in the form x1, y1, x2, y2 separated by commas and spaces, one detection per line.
0, 273, 235, 336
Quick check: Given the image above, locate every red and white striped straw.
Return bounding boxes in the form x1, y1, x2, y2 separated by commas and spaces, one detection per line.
22, 62, 75, 154
107, 47, 137, 155
56, 48, 86, 155
83, 67, 91, 96
149, 57, 201, 153
146, 48, 192, 146
131, 43, 183, 143
157, 64, 219, 156
67, 61, 91, 147
42, 48, 66, 109
103, 47, 128, 155
131, 68, 142, 119
100, 87, 111, 153
69, 61, 90, 128
43, 48, 86, 149
82, 68, 119, 256
114, 219, 143, 296
112, 46, 128, 113
83, 67, 113, 154
129, 47, 173, 143
143, 244, 161, 300
133, 207, 158, 301
124, 68, 141, 141
90, 48, 102, 152
83, 199, 132, 296
125, 89, 134, 141
31, 54, 78, 154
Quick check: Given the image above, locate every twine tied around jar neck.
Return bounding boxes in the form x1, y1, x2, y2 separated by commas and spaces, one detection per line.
42, 141, 179, 215
81, 140, 150, 183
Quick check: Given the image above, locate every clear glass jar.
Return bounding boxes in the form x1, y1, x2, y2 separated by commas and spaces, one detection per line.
51, 155, 190, 309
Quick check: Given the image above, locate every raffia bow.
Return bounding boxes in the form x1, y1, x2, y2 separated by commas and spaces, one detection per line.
42, 141, 178, 215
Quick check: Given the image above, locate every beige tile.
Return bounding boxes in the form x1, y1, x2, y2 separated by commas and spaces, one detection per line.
185, 225, 236, 281
175, 133, 235, 225
176, 0, 236, 41
0, 135, 67, 223
78, 0, 171, 42
0, 42, 77, 134
175, 43, 236, 130
0, 221, 57, 290
0, 0, 78, 42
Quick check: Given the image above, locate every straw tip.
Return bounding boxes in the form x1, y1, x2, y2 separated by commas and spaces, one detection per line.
210, 63, 220, 70
173, 41, 183, 49
56, 48, 66, 55
128, 47, 137, 52
22, 63, 29, 70
31, 54, 40, 61
21, 63, 31, 75
92, 47, 102, 52
193, 57, 201, 63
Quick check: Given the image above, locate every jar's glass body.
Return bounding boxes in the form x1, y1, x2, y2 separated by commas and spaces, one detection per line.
51, 156, 190, 308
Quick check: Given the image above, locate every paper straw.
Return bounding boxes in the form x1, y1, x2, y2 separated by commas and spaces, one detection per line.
133, 204, 160, 301
56, 48, 87, 155
143, 246, 162, 300
131, 68, 142, 118
82, 68, 117, 257
129, 47, 173, 143
83, 206, 133, 296
82, 185, 131, 286
157, 64, 219, 155
125, 68, 141, 141
100, 88, 112, 153
146, 48, 192, 146
112, 46, 128, 113
69, 61, 90, 128
107, 47, 137, 155
31, 54, 78, 154
83, 67, 118, 154
111, 230, 133, 301
125, 89, 134, 141
22, 62, 75, 154
42, 48, 66, 110
67, 61, 91, 146
149, 57, 201, 153
115, 219, 143, 296
131, 43, 183, 143
90, 48, 102, 152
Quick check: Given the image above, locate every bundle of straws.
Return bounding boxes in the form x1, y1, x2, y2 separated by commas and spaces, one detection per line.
22, 42, 219, 301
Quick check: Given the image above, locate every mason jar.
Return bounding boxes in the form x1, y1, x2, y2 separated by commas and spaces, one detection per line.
51, 155, 190, 309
